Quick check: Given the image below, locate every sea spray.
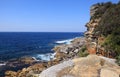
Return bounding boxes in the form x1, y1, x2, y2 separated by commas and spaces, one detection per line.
33, 53, 56, 61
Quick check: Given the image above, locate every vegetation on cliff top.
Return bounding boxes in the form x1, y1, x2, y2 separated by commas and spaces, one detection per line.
93, 2, 120, 64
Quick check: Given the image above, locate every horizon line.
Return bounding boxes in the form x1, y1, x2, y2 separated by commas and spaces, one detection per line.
0, 31, 84, 33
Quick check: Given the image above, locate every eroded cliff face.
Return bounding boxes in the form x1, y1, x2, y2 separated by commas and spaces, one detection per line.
85, 4, 102, 55
84, 2, 114, 57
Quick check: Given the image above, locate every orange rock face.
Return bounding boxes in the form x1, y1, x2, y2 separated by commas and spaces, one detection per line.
88, 47, 96, 54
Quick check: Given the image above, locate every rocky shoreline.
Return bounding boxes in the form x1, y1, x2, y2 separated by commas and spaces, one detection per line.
3, 37, 85, 77
3, 34, 120, 77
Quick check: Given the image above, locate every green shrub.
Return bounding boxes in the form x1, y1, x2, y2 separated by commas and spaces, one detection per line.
94, 4, 120, 36
116, 55, 120, 65
78, 46, 89, 57
91, 2, 113, 20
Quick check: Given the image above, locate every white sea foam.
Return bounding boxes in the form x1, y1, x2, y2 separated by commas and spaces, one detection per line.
33, 53, 56, 61
56, 39, 74, 44
55, 37, 80, 44
34, 37, 81, 61
0, 63, 6, 66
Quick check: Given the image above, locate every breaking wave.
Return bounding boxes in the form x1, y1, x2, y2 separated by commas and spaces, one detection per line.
33, 53, 56, 61
55, 39, 74, 44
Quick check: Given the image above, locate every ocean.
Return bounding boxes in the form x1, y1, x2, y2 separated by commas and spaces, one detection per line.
0, 32, 83, 62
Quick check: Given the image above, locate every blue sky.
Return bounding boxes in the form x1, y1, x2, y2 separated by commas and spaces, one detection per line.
0, 0, 118, 32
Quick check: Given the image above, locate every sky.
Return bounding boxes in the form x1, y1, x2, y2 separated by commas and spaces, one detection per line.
0, 0, 119, 32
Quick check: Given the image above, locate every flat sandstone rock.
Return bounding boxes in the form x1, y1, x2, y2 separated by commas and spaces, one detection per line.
39, 55, 120, 77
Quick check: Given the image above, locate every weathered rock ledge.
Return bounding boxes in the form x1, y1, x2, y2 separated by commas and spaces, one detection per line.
39, 55, 120, 77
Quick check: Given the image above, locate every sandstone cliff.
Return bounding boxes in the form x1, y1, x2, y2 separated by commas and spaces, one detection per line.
85, 2, 120, 59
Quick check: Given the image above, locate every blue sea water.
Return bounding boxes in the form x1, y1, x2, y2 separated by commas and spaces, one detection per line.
0, 32, 83, 62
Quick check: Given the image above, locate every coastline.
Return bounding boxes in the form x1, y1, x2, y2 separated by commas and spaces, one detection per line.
0, 32, 82, 62
2, 1, 120, 77
1, 36, 85, 77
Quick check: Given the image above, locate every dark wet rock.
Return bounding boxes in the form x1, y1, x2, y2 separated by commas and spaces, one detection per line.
0, 56, 39, 77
